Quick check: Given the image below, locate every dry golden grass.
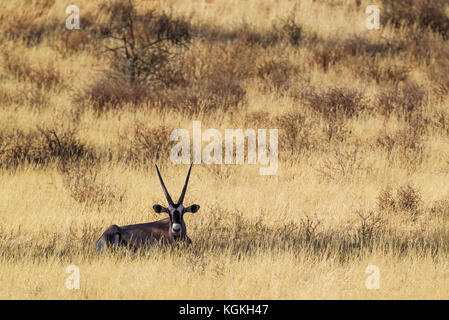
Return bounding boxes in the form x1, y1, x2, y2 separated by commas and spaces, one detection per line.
0, 0, 449, 299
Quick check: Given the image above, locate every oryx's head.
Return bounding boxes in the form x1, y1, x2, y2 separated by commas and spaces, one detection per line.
153, 164, 200, 236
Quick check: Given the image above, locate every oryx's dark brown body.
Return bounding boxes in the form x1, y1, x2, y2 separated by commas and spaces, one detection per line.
95, 218, 190, 252
96, 164, 199, 253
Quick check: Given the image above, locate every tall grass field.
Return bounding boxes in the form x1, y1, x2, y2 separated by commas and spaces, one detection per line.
0, 0, 449, 299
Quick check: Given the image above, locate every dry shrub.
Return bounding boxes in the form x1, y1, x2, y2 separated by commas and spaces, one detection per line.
54, 11, 97, 55
190, 208, 322, 253
61, 164, 125, 207
276, 111, 314, 156
396, 185, 422, 212
355, 210, 385, 243
429, 199, 449, 219
382, 0, 449, 38
121, 123, 175, 165
377, 186, 397, 212
73, 78, 150, 114
198, 40, 256, 79
189, 206, 446, 257
303, 87, 367, 121
192, 17, 302, 47
300, 215, 321, 241
193, 25, 260, 44
431, 109, 449, 137
0, 127, 95, 170
56, 29, 93, 56
157, 74, 246, 115
0, 85, 49, 109
376, 127, 426, 166
279, 17, 303, 46
244, 111, 276, 128
0, 223, 104, 260
0, 1, 95, 55
19, 87, 50, 109
1, 9, 59, 47
359, 60, 409, 84
256, 58, 300, 93
76, 39, 248, 115
97, 1, 191, 43
172, 36, 257, 85
401, 27, 441, 64
310, 40, 345, 71
310, 35, 402, 71
96, 1, 191, 86
376, 81, 427, 124
0, 85, 11, 106
244, 111, 271, 127
316, 144, 370, 180
2, 52, 62, 90
71, 1, 194, 115
428, 50, 449, 99
142, 38, 256, 115
340, 36, 402, 58
377, 184, 422, 218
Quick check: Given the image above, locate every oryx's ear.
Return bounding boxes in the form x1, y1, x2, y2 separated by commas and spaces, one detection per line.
184, 204, 200, 214
153, 204, 168, 214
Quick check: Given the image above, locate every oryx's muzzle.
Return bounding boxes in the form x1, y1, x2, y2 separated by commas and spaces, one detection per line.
171, 223, 182, 234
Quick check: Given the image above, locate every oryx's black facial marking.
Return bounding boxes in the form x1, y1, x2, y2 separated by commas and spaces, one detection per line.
172, 208, 182, 224
168, 204, 184, 235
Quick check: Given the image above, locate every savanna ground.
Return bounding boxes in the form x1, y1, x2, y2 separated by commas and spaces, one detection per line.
1, 0, 449, 299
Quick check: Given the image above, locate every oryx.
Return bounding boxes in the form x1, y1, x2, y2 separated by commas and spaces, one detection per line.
95, 164, 200, 252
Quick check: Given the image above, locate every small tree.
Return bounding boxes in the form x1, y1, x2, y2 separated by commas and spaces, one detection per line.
97, 0, 190, 86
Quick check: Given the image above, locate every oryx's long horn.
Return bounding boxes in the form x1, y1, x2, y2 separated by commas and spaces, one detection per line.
178, 163, 193, 205
155, 164, 174, 206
